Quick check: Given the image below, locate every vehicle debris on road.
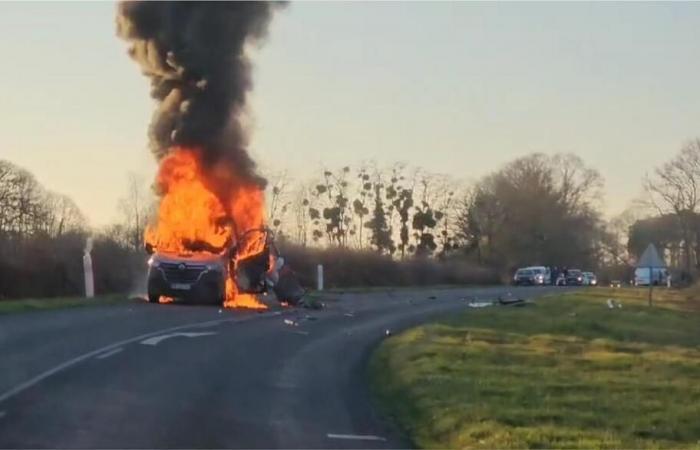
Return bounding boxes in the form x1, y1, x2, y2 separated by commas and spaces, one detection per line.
467, 301, 494, 308
606, 299, 623, 309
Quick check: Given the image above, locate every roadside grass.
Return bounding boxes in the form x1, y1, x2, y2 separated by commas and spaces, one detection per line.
0, 294, 131, 315
370, 287, 700, 449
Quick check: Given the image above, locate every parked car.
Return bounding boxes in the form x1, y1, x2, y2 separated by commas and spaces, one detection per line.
582, 272, 597, 286
565, 269, 584, 286
527, 266, 552, 285
513, 267, 547, 285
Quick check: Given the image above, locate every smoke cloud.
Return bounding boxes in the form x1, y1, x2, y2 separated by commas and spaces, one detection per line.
116, 1, 283, 187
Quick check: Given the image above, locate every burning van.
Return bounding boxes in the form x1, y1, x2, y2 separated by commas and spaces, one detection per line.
145, 227, 305, 307
146, 251, 229, 304
116, 3, 290, 308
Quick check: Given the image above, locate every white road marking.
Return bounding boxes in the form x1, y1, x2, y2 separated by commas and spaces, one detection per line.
95, 347, 123, 359
287, 330, 309, 336
327, 433, 387, 442
0, 312, 275, 405
140, 331, 217, 346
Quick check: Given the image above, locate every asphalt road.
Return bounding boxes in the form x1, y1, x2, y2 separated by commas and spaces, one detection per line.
0, 286, 559, 449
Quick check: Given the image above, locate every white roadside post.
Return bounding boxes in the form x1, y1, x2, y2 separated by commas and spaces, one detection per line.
317, 264, 324, 291
83, 237, 94, 299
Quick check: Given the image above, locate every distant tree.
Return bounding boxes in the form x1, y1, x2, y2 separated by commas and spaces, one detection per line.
351, 166, 371, 249
643, 139, 700, 273
456, 153, 604, 271
364, 169, 394, 254
117, 173, 154, 252
267, 171, 291, 238
309, 167, 351, 247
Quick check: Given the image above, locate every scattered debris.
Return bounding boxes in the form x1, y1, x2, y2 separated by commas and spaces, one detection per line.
385, 329, 392, 336
467, 301, 494, 308
607, 299, 623, 309
218, 309, 223, 314
498, 297, 529, 307
344, 311, 355, 317
301, 298, 325, 310
283, 319, 299, 327
427, 295, 437, 300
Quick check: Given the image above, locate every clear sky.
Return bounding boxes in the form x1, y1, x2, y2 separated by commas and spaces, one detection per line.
1, 2, 699, 226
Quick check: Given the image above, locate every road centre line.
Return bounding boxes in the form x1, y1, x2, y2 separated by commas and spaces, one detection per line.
327, 433, 387, 441
0, 310, 281, 405
95, 348, 123, 359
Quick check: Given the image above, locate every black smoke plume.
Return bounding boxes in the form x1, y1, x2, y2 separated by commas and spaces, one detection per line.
116, 1, 282, 187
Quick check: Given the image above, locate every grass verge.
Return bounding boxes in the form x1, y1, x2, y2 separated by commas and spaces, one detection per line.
369, 287, 700, 449
0, 294, 130, 315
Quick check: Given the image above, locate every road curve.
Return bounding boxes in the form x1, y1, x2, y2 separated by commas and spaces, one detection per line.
0, 286, 558, 448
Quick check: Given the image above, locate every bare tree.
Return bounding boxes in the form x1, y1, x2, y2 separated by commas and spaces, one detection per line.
118, 173, 154, 251
266, 171, 292, 238
643, 139, 700, 273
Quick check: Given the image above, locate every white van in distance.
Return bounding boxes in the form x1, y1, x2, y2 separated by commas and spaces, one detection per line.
634, 267, 668, 286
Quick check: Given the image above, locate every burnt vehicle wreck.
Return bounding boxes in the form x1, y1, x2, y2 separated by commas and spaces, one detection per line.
146, 228, 305, 307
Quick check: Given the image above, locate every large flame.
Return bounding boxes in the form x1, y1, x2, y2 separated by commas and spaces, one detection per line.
145, 147, 267, 309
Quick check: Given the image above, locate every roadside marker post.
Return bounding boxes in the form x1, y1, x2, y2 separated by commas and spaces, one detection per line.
83, 237, 94, 299
317, 264, 324, 291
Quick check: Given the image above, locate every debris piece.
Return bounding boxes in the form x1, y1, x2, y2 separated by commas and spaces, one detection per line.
607, 299, 615, 309
468, 301, 494, 308
427, 295, 437, 300
385, 329, 392, 336
498, 297, 528, 306
284, 319, 298, 327
344, 312, 355, 317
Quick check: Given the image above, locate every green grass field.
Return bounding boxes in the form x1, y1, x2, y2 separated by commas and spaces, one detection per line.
370, 288, 700, 449
0, 294, 131, 315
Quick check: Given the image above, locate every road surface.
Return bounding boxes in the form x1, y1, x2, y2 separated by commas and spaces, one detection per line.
0, 286, 558, 448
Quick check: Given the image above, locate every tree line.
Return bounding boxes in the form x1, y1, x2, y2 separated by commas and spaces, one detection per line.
267, 153, 614, 275
2, 138, 699, 299
0, 161, 148, 299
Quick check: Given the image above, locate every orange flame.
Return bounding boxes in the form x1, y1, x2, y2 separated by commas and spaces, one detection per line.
145, 147, 267, 309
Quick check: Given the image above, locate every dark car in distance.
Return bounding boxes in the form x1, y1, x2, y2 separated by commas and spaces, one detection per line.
513, 268, 536, 285
565, 269, 584, 286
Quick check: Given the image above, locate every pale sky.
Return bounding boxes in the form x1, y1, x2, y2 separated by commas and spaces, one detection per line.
1, 2, 699, 226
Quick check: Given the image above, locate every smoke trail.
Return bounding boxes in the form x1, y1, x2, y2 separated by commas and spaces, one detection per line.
116, 1, 282, 187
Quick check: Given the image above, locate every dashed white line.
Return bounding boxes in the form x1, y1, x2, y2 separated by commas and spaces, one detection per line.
95, 348, 123, 360
327, 433, 387, 442
287, 330, 309, 336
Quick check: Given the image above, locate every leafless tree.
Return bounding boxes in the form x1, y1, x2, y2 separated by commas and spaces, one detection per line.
266, 171, 292, 238
643, 139, 700, 272
118, 173, 154, 251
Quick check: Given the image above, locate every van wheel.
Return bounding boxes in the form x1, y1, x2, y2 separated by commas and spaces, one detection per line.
148, 293, 160, 303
